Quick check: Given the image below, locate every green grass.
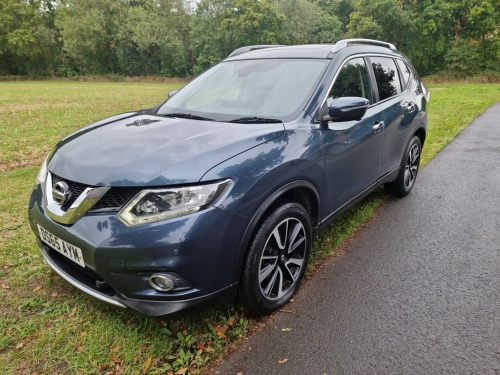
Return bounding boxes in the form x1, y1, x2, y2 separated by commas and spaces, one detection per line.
0, 81, 180, 172
0, 81, 498, 374
422, 83, 500, 165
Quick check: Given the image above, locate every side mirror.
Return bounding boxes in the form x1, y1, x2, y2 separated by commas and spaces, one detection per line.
322, 97, 369, 122
168, 90, 179, 98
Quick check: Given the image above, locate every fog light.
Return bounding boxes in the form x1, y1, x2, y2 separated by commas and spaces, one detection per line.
148, 274, 175, 292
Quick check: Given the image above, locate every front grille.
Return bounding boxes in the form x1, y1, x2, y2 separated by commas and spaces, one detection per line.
92, 187, 141, 211
52, 174, 92, 209
51, 173, 140, 212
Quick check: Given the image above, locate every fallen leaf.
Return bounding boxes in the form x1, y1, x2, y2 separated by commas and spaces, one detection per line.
15, 342, 24, 349
143, 357, 152, 372
278, 358, 289, 364
215, 324, 227, 338
1, 284, 10, 289
281, 328, 292, 332
99, 364, 111, 371
80, 331, 87, 337
112, 345, 122, 352
175, 368, 188, 374
110, 353, 121, 364
32, 285, 43, 292
237, 372, 243, 375
51, 292, 58, 297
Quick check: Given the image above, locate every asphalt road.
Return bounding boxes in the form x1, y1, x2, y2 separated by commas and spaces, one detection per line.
212, 103, 500, 375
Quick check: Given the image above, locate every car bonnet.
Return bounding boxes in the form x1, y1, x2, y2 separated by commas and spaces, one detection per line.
47, 114, 285, 186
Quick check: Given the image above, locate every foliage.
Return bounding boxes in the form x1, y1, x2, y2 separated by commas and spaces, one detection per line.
277, 0, 343, 44
191, 0, 285, 73
347, 0, 500, 76
1, 0, 499, 78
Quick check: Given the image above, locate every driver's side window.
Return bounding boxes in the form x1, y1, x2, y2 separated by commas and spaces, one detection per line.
327, 57, 372, 106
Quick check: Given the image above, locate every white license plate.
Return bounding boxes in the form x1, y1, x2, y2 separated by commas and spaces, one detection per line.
37, 224, 85, 267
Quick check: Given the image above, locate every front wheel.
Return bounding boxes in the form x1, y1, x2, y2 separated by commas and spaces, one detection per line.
385, 136, 422, 197
240, 202, 312, 316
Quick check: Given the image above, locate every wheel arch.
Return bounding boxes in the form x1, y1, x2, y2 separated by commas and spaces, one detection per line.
414, 127, 426, 148
232, 180, 320, 283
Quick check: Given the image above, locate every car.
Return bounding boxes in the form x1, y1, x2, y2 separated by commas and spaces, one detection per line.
28, 39, 429, 317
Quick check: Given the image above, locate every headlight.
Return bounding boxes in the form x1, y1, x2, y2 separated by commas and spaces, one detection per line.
34, 152, 51, 188
118, 179, 232, 226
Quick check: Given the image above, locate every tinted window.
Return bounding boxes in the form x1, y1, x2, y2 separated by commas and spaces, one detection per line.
327, 57, 372, 106
371, 57, 401, 101
396, 59, 411, 91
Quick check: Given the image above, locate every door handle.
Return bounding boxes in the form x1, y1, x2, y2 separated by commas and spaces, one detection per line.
407, 102, 416, 112
372, 121, 385, 132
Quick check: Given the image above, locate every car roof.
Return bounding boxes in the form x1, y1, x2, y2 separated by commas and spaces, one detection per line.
225, 39, 399, 61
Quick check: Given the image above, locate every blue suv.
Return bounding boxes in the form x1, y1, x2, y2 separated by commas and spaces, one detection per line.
28, 39, 429, 317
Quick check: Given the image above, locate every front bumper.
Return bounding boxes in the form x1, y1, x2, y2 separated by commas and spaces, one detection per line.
28, 185, 249, 317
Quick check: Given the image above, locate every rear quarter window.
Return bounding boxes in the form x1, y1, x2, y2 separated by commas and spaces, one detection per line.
396, 59, 411, 91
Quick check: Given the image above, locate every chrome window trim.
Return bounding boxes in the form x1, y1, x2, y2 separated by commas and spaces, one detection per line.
315, 53, 372, 123
315, 53, 414, 124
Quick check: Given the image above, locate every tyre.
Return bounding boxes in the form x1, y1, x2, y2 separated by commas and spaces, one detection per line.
240, 202, 312, 316
385, 136, 422, 197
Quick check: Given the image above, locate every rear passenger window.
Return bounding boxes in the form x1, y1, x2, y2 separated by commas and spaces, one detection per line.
370, 57, 401, 101
396, 59, 411, 91
327, 57, 372, 106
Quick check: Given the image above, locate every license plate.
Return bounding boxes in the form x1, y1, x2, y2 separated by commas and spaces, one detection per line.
37, 224, 85, 267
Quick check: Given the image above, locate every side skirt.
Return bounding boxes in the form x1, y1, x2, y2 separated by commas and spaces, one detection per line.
315, 168, 399, 234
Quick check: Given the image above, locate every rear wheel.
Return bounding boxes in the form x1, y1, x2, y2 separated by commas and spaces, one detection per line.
385, 136, 421, 196
240, 202, 312, 316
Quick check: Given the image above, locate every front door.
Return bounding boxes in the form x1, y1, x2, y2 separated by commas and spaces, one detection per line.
321, 57, 385, 218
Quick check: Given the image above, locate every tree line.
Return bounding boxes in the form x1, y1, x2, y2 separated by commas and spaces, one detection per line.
1, 0, 499, 78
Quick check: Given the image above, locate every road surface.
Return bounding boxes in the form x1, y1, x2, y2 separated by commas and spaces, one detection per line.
212, 103, 500, 374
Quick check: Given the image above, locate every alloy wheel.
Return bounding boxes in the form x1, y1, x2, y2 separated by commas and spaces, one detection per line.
258, 218, 307, 301
404, 142, 420, 190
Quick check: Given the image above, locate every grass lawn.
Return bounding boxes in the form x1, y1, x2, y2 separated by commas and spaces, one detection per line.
0, 81, 498, 374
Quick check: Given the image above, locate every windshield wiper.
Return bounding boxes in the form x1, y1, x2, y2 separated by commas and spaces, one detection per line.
163, 113, 215, 121
229, 117, 282, 124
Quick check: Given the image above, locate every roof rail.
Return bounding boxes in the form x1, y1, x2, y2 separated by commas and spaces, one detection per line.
228, 45, 285, 58
332, 39, 396, 53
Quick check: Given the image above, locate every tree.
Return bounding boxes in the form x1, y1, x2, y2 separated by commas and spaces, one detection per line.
0, 0, 60, 75
315, 0, 355, 34
347, 0, 412, 49
119, 0, 192, 76
221, 0, 285, 48
191, 0, 285, 73
276, 0, 343, 44
402, 0, 454, 75
56, 0, 129, 74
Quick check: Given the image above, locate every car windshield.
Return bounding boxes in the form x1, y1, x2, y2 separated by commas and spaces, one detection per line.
157, 59, 329, 122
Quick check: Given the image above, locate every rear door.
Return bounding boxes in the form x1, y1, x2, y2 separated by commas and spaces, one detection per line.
368, 56, 418, 175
